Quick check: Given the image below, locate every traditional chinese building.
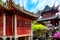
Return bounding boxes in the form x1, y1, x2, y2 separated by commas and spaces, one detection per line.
37, 5, 59, 27
0, 0, 38, 40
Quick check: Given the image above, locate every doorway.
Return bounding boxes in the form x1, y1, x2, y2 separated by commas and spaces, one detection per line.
12, 37, 15, 40
0, 38, 3, 40
18, 37, 25, 40
6, 38, 10, 40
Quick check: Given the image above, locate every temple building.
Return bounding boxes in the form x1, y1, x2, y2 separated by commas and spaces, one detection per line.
0, 0, 38, 40
37, 5, 59, 28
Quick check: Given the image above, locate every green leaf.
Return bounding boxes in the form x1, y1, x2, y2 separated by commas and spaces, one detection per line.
32, 24, 46, 30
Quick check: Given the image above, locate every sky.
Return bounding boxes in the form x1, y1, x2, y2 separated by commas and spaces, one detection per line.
2, 0, 60, 13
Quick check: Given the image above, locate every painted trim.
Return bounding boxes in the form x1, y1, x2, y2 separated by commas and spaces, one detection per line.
15, 15, 17, 37
31, 21, 33, 40
14, 15, 17, 40
16, 34, 32, 37
3, 14, 6, 40
3, 14, 6, 36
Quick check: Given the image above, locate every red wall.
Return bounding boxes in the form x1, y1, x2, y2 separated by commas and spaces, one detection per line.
6, 14, 32, 36
17, 15, 31, 35
0, 15, 3, 36
42, 12, 55, 18
6, 15, 13, 36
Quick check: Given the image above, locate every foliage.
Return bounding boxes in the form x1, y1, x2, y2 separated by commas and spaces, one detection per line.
0, 0, 4, 6
32, 20, 47, 39
32, 20, 46, 30
32, 24, 46, 30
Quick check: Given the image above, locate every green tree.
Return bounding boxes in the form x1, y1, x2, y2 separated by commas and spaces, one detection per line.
0, 0, 4, 6
32, 20, 47, 39
16, 3, 20, 7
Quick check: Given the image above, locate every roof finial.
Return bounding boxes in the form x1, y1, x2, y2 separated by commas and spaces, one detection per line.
52, 2, 55, 9
56, 3, 59, 10
8, 0, 14, 10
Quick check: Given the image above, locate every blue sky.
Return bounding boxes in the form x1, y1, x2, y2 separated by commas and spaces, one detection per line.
3, 0, 60, 13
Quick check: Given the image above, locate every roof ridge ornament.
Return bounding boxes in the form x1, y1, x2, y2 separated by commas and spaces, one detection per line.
8, 0, 14, 10
56, 4, 59, 10
52, 2, 55, 9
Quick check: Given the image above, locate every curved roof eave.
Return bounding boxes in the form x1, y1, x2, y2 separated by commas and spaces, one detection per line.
37, 15, 58, 21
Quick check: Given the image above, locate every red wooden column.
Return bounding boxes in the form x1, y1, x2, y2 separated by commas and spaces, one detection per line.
14, 14, 17, 37
3, 14, 7, 40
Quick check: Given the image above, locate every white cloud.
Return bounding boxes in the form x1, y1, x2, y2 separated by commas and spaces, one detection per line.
55, 1, 59, 7
19, 0, 23, 7
48, 0, 55, 7
54, 0, 60, 10
19, 0, 60, 13
32, 0, 38, 3
29, 0, 47, 13
2, 0, 6, 3
23, 0, 28, 8
19, 0, 28, 8
19, 0, 47, 12
35, 0, 46, 10
32, 0, 36, 2
58, 5, 60, 10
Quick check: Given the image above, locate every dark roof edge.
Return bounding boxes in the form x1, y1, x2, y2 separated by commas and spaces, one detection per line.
14, 5, 38, 18
37, 15, 58, 21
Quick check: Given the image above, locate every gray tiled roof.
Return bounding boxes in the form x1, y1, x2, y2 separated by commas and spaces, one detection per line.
37, 15, 58, 21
